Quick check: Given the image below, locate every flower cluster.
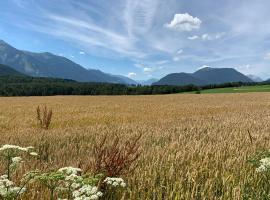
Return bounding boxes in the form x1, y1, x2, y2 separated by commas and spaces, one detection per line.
72, 185, 103, 200
0, 145, 127, 199
256, 157, 270, 172
58, 167, 103, 200
58, 167, 84, 191
58, 167, 82, 176
104, 177, 126, 188
0, 144, 38, 157
0, 175, 26, 199
0, 144, 39, 199
0, 145, 33, 152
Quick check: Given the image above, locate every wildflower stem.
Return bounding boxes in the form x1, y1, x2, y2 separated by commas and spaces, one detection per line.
50, 188, 54, 200
7, 156, 12, 180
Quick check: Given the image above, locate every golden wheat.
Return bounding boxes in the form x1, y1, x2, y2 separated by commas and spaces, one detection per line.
0, 93, 270, 199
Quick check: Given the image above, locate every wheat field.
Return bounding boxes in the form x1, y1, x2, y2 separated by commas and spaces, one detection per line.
1, 93, 270, 199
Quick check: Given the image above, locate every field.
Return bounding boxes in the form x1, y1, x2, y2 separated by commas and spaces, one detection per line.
1, 94, 270, 199
194, 84, 270, 94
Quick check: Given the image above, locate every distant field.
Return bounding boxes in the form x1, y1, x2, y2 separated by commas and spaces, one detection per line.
195, 84, 270, 94
1, 94, 270, 199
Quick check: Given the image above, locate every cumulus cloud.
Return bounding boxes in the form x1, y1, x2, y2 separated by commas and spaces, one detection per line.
165, 13, 201, 32
127, 72, 137, 78
187, 35, 199, 40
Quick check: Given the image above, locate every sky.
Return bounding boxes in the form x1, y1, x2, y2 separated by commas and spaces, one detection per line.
0, 0, 270, 80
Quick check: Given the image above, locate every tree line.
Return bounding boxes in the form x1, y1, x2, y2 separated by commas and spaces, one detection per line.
0, 75, 267, 96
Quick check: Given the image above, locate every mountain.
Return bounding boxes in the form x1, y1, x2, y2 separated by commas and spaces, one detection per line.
111, 75, 138, 85
0, 64, 25, 76
0, 40, 134, 84
193, 67, 253, 84
153, 67, 253, 86
139, 78, 158, 85
153, 73, 206, 86
247, 74, 263, 82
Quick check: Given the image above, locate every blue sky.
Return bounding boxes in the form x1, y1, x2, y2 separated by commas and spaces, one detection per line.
0, 0, 270, 80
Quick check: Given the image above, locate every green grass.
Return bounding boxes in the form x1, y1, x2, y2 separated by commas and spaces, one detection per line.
191, 85, 270, 94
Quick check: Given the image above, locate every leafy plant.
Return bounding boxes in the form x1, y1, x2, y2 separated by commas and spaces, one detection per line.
0, 144, 128, 199
0, 145, 38, 200
36, 106, 53, 129
91, 133, 142, 177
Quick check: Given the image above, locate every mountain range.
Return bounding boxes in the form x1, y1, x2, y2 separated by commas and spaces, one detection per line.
0, 40, 136, 84
0, 40, 264, 86
153, 67, 253, 86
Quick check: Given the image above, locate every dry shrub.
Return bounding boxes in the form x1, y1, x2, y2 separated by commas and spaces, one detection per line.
36, 106, 53, 129
91, 133, 142, 177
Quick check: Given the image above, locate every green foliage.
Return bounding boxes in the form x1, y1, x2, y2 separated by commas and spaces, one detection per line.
246, 150, 270, 199
0, 75, 267, 96
0, 76, 200, 96
0, 144, 127, 200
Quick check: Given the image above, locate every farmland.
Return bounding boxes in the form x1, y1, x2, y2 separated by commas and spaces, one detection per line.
195, 84, 270, 94
1, 94, 270, 199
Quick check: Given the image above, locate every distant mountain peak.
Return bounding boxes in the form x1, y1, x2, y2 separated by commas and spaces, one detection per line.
0, 39, 135, 84
247, 74, 263, 82
0, 40, 12, 47
153, 67, 253, 86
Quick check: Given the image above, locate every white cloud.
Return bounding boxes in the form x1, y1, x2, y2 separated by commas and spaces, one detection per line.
202, 32, 225, 41
172, 49, 183, 61
235, 64, 252, 71
188, 35, 199, 40
264, 53, 270, 60
165, 13, 201, 32
197, 65, 211, 70
143, 67, 154, 73
127, 72, 137, 78
188, 33, 225, 41
201, 34, 210, 41
79, 51, 86, 55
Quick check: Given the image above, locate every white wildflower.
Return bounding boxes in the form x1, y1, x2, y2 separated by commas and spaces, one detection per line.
29, 152, 38, 156
0, 144, 36, 153
58, 167, 82, 175
0, 175, 26, 198
12, 157, 22, 164
120, 182, 127, 187
96, 191, 103, 197
72, 185, 102, 200
0, 145, 21, 151
260, 157, 270, 167
104, 177, 126, 188
256, 157, 270, 173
